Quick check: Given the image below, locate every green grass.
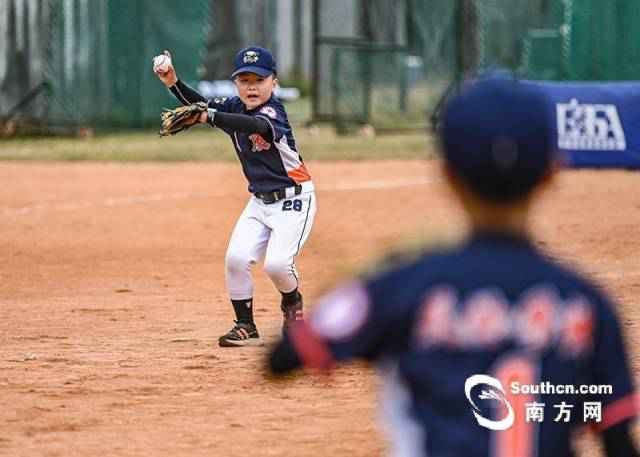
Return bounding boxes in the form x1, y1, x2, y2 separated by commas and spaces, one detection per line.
0, 126, 437, 162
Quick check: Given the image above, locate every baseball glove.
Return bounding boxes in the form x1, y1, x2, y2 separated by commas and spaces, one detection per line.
159, 102, 208, 136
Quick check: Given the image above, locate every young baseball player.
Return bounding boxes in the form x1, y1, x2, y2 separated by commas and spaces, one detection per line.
268, 76, 639, 456
153, 46, 316, 347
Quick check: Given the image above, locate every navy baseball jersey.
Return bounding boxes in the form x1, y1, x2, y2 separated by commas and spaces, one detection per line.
278, 231, 637, 457
208, 95, 310, 193
171, 81, 310, 194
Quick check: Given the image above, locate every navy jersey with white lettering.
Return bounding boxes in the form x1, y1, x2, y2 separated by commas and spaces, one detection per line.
281, 232, 637, 457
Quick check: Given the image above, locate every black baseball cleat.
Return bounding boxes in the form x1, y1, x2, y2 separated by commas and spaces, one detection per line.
281, 292, 304, 334
218, 321, 262, 347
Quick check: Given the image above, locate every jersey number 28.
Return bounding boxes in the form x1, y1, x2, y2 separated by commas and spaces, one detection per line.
282, 199, 303, 212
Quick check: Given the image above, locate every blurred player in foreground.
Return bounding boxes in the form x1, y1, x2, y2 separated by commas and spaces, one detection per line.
267, 75, 638, 456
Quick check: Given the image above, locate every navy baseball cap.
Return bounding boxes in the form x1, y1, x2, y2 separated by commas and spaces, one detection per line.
231, 46, 277, 79
439, 73, 556, 203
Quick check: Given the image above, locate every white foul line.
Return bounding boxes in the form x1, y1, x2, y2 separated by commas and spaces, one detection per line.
0, 192, 208, 217
326, 177, 437, 191
0, 177, 436, 218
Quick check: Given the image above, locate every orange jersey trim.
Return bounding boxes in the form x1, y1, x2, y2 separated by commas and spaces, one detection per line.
289, 321, 334, 372
594, 393, 640, 432
287, 163, 311, 183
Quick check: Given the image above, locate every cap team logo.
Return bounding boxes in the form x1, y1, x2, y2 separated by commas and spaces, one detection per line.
556, 98, 626, 151
243, 50, 260, 64
465, 374, 514, 431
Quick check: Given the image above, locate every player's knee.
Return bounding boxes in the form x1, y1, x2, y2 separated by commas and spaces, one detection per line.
225, 250, 252, 273
263, 257, 291, 280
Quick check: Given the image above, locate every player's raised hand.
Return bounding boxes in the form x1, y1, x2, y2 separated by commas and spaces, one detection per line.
153, 50, 177, 88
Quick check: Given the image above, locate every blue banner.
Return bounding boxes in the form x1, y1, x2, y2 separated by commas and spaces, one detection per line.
526, 81, 640, 168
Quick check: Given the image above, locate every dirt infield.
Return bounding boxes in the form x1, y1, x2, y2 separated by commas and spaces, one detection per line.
0, 160, 638, 456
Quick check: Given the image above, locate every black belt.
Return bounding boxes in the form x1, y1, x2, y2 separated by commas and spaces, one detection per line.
254, 184, 303, 204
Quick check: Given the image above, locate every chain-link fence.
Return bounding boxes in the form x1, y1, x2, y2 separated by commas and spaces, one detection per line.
0, 0, 211, 129
48, 0, 210, 127
1, 0, 282, 130
4, 0, 640, 132
0, 0, 51, 123
48, 0, 210, 128
464, 0, 640, 80
202, 0, 278, 80
568, 0, 640, 80
312, 0, 437, 130
311, 0, 461, 130
313, 0, 640, 131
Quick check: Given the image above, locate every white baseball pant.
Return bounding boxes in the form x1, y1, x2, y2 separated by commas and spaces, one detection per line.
225, 183, 316, 300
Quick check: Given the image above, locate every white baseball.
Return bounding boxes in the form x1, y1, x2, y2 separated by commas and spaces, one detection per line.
153, 55, 171, 74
